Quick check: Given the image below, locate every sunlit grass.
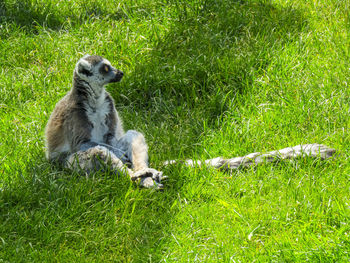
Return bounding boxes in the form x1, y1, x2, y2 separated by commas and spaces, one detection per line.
0, 0, 349, 261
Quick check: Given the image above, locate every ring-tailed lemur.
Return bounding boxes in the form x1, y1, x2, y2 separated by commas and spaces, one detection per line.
45, 55, 165, 188
45, 55, 336, 189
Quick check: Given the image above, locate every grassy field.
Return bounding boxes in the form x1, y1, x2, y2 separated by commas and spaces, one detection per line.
0, 0, 349, 261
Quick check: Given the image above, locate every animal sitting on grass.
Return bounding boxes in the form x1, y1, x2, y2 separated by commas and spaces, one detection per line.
45, 55, 166, 188
45, 55, 336, 189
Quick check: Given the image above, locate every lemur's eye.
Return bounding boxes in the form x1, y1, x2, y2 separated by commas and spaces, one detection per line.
104, 65, 109, 72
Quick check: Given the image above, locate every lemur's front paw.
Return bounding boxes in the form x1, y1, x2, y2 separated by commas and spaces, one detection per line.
139, 177, 164, 190
131, 168, 167, 189
131, 168, 163, 181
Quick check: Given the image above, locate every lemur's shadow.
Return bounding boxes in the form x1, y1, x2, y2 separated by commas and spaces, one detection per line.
0, 0, 308, 261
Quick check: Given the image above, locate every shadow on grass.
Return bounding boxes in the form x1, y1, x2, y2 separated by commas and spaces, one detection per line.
0, 152, 186, 261
0, 0, 129, 32
115, 1, 310, 261
119, 1, 307, 105
0, 0, 310, 261
115, 0, 308, 159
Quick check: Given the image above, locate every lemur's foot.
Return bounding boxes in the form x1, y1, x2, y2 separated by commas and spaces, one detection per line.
130, 168, 167, 189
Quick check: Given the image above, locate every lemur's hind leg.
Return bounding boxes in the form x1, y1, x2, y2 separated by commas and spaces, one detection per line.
65, 145, 132, 175
113, 130, 165, 188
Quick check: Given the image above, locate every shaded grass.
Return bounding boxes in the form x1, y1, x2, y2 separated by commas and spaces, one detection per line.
0, 0, 349, 261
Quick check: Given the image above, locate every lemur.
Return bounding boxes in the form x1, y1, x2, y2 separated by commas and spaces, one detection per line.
45, 55, 166, 188
45, 55, 336, 189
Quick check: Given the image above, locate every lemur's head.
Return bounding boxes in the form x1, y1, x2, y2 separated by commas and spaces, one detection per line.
74, 55, 123, 86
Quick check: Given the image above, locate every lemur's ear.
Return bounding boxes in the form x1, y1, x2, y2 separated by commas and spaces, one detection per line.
77, 59, 92, 77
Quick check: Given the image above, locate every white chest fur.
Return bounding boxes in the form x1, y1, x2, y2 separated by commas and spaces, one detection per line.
85, 94, 110, 143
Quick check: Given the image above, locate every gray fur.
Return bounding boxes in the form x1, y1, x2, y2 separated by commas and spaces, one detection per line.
45, 55, 164, 188
163, 144, 336, 170
45, 55, 336, 189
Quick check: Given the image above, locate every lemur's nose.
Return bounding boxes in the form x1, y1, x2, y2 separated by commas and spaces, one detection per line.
114, 69, 123, 76
110, 69, 124, 83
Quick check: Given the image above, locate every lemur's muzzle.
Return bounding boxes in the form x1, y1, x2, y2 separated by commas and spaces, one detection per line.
110, 70, 124, 83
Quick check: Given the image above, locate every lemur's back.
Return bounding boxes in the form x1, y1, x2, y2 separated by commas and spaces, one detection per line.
45, 93, 72, 161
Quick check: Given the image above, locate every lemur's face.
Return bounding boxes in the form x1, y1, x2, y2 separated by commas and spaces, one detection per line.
75, 55, 124, 86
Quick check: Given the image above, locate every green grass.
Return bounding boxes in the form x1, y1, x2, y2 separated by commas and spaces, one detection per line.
0, 0, 349, 261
